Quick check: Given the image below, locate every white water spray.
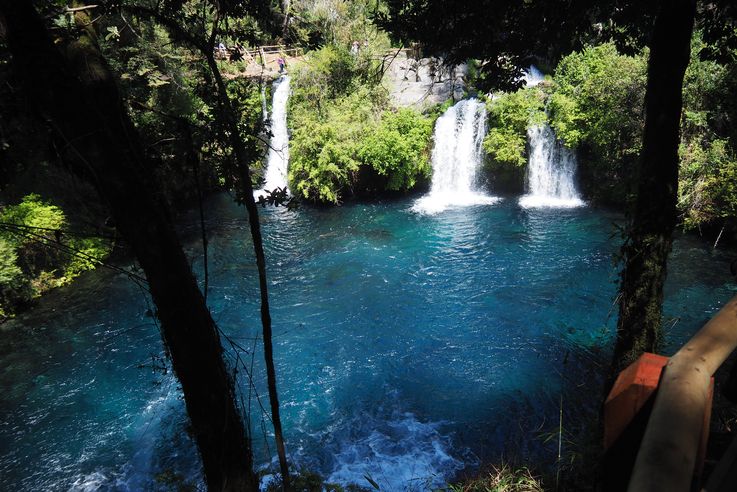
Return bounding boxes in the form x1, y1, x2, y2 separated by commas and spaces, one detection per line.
260, 84, 269, 123
255, 76, 291, 200
519, 124, 584, 208
413, 99, 499, 214
522, 65, 545, 87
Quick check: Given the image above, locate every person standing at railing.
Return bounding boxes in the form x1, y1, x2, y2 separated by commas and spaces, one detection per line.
277, 56, 286, 73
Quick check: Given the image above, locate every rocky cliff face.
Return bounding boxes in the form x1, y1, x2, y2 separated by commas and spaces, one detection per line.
382, 50, 466, 110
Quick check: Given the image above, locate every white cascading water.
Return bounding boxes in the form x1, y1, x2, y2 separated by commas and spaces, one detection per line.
254, 75, 291, 200
522, 65, 545, 87
519, 124, 584, 208
260, 83, 269, 123
413, 98, 499, 214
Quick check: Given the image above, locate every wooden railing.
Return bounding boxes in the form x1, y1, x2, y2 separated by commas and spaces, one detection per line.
214, 44, 303, 64
628, 294, 737, 491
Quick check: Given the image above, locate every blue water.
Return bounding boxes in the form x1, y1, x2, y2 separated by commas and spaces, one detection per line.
1, 195, 735, 491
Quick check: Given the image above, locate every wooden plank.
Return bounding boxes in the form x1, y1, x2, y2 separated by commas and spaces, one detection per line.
629, 295, 737, 491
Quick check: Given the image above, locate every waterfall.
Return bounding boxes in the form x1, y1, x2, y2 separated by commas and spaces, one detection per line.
255, 75, 291, 200
522, 65, 545, 87
519, 124, 584, 208
413, 98, 499, 214
260, 83, 269, 123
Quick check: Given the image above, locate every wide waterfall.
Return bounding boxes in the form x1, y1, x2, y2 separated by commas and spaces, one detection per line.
519, 124, 584, 208
255, 75, 291, 200
413, 98, 499, 214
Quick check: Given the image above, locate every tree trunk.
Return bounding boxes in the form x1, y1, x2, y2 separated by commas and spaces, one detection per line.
282, 0, 291, 40
204, 50, 292, 491
611, 0, 696, 377
0, 3, 257, 490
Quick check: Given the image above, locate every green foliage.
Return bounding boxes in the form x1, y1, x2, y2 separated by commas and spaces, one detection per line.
550, 43, 647, 148
0, 237, 25, 320
544, 43, 648, 204
101, 17, 231, 204
679, 138, 737, 229
681, 35, 728, 139
289, 83, 380, 203
358, 108, 433, 190
1, 193, 66, 234
0, 194, 112, 320
483, 88, 546, 169
227, 77, 267, 184
289, 45, 433, 204
676, 34, 737, 230
0, 238, 21, 285
292, 45, 358, 110
288, 0, 391, 52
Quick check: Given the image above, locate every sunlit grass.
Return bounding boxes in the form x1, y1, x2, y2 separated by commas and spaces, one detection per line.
447, 464, 544, 492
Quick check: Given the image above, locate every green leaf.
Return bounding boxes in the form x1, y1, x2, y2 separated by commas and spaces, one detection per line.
363, 474, 380, 490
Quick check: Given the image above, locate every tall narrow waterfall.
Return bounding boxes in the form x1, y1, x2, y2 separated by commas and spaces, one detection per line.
255, 75, 291, 200
261, 84, 269, 123
413, 99, 499, 214
519, 124, 584, 208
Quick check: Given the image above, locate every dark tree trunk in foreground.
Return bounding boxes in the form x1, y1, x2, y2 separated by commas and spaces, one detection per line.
118, 7, 291, 485
204, 49, 292, 492
611, 0, 696, 377
0, 3, 257, 490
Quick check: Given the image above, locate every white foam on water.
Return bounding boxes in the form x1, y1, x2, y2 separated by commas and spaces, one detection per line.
112, 381, 201, 491
70, 471, 112, 491
412, 192, 500, 215
518, 195, 585, 209
319, 404, 468, 491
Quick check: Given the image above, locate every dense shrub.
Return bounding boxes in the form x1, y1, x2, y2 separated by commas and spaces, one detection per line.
288, 46, 434, 203
482, 88, 547, 192
358, 108, 433, 191
678, 138, 737, 229
677, 35, 737, 231
0, 194, 112, 320
547, 43, 648, 205
479, 43, 648, 201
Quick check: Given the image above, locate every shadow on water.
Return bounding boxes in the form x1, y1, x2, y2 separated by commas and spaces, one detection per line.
1, 193, 736, 490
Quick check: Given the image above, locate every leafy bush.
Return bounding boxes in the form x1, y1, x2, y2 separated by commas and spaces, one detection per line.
291, 45, 359, 114
679, 138, 737, 229
288, 46, 434, 204
0, 237, 27, 320
548, 42, 648, 204
358, 108, 433, 190
289, 84, 381, 203
676, 35, 737, 231
483, 88, 546, 169
0, 194, 112, 320
1, 194, 67, 280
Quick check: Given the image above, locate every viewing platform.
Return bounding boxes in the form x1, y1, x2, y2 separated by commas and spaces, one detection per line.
216, 44, 304, 80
